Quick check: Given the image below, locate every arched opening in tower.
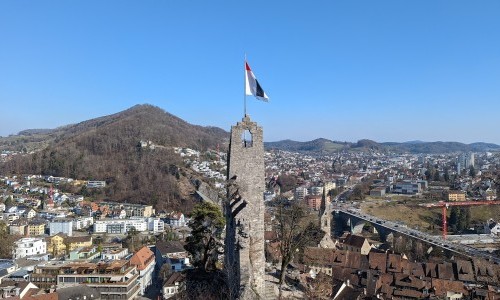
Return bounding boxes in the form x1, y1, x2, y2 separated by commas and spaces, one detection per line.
242, 130, 253, 147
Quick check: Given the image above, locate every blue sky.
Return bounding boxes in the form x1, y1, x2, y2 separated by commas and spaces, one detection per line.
1, 1, 499, 144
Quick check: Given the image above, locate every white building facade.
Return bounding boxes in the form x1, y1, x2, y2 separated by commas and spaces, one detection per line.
93, 218, 164, 234
49, 220, 73, 236
13, 238, 46, 259
72, 217, 94, 230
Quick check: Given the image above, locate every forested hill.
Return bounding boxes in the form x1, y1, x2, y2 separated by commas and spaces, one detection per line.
265, 139, 500, 154
0, 104, 229, 211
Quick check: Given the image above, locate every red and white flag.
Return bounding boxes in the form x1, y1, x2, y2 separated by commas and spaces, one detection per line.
245, 61, 269, 102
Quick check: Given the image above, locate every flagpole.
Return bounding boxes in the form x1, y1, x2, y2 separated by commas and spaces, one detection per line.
244, 54, 247, 117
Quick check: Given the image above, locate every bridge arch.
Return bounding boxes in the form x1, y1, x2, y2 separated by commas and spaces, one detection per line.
352, 220, 379, 235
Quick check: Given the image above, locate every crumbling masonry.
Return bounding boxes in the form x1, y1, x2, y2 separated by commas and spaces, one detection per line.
225, 115, 265, 299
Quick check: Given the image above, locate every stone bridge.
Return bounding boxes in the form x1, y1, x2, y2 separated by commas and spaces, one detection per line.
333, 208, 500, 264
334, 209, 396, 242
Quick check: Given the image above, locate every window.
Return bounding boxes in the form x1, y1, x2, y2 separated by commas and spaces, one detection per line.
242, 130, 253, 147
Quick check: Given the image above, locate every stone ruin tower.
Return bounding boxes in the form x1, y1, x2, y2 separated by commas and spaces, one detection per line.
225, 115, 265, 299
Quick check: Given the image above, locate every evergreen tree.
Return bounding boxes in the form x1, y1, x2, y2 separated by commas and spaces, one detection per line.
448, 207, 460, 232
0, 221, 15, 258
464, 208, 471, 231
185, 201, 225, 271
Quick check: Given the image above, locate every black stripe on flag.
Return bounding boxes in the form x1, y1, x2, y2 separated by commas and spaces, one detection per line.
255, 80, 265, 98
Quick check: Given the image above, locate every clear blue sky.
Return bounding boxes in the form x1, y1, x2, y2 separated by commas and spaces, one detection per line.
1, 1, 500, 144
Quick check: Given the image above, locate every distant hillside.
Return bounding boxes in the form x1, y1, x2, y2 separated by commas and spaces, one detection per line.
352, 139, 380, 150
0, 104, 229, 211
265, 138, 349, 153
266, 138, 500, 154
381, 141, 500, 153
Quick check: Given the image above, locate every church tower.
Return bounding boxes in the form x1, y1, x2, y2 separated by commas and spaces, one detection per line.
225, 115, 265, 299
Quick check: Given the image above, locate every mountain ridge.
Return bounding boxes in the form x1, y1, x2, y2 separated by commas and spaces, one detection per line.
265, 138, 500, 154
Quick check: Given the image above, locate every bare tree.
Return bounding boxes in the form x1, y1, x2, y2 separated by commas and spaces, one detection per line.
276, 200, 322, 291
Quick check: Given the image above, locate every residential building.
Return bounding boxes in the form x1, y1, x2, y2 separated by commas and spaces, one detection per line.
304, 195, 322, 211
72, 216, 94, 230
28, 219, 47, 236
0, 260, 17, 281
340, 234, 373, 255
162, 272, 185, 299
484, 219, 500, 236
23, 208, 37, 219
94, 219, 146, 233
370, 187, 386, 197
0, 281, 39, 299
46, 233, 66, 256
447, 191, 466, 202
98, 202, 154, 217
155, 241, 190, 273
66, 235, 93, 251
130, 246, 155, 295
93, 218, 163, 234
3, 213, 19, 224
31, 260, 141, 300
102, 248, 129, 260
294, 187, 308, 201
69, 245, 100, 261
147, 217, 165, 233
87, 180, 106, 188
482, 188, 497, 200
308, 186, 323, 196
46, 234, 92, 255
166, 212, 186, 227
13, 237, 46, 259
302, 247, 336, 276
49, 219, 73, 236
9, 219, 28, 236
393, 180, 423, 195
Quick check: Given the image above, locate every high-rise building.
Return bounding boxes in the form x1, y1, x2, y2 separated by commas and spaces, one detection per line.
458, 152, 475, 171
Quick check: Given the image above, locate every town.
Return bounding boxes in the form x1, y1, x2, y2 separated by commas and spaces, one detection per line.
0, 142, 499, 299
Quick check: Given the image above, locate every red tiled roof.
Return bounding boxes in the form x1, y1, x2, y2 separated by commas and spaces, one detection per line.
393, 288, 423, 298
408, 262, 425, 277
368, 252, 387, 273
437, 262, 455, 280
424, 262, 438, 278
431, 278, 467, 297
455, 260, 475, 282
303, 247, 336, 266
343, 234, 368, 248
130, 246, 155, 271
394, 273, 429, 290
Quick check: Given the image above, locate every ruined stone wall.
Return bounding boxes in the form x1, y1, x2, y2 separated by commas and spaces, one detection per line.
225, 115, 265, 299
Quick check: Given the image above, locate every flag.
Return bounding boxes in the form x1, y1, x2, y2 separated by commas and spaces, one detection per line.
245, 61, 269, 102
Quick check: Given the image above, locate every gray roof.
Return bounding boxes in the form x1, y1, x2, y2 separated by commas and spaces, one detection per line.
155, 241, 186, 255
57, 285, 101, 300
